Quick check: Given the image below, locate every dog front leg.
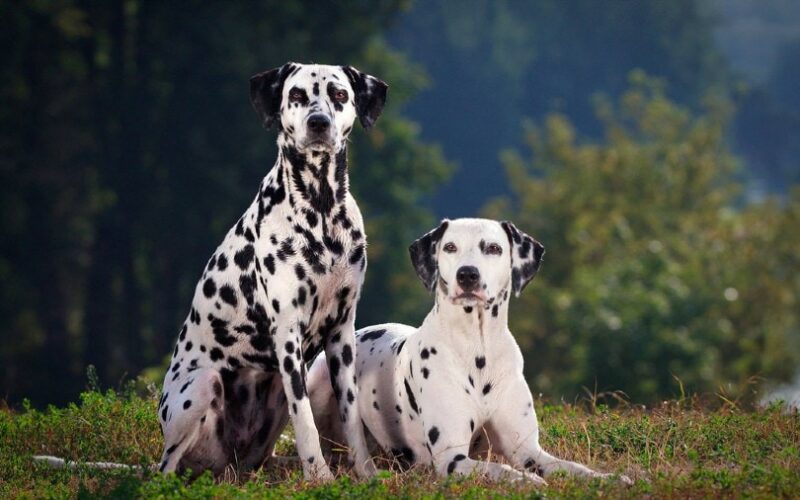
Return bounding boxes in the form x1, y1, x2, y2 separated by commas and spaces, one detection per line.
432, 445, 547, 484
276, 322, 334, 481
325, 319, 378, 478
490, 377, 632, 485
418, 390, 546, 484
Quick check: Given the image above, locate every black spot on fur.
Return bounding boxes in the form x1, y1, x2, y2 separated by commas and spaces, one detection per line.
329, 355, 340, 379
283, 355, 295, 373
447, 454, 467, 474
239, 272, 256, 305
428, 427, 440, 445
342, 344, 353, 366
290, 371, 305, 400
404, 378, 419, 414
277, 238, 295, 261
294, 264, 306, 280
349, 244, 365, 265
203, 278, 217, 298
475, 356, 486, 369
264, 255, 276, 275
219, 285, 238, 307
359, 329, 386, 342
234, 244, 255, 270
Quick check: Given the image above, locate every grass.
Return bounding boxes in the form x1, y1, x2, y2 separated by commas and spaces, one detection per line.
1, 387, 798, 498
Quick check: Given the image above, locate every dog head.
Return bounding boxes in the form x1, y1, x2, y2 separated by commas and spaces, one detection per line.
409, 218, 544, 307
249, 62, 388, 152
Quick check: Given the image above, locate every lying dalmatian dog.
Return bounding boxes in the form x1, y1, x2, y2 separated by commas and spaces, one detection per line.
308, 218, 631, 484
155, 62, 387, 480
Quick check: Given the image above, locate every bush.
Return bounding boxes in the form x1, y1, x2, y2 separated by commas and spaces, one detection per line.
485, 73, 800, 403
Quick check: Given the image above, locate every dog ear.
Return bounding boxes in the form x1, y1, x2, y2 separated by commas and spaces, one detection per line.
250, 63, 296, 129
501, 221, 545, 296
408, 220, 450, 291
341, 66, 388, 130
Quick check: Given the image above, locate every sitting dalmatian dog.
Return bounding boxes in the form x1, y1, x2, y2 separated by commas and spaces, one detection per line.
157, 62, 387, 480
308, 218, 632, 484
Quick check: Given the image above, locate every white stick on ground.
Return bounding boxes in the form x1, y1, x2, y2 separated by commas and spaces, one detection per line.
32, 455, 156, 471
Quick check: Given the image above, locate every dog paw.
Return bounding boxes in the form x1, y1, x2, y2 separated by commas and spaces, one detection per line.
618, 474, 634, 486
522, 471, 548, 486
305, 464, 335, 482
596, 472, 633, 486
354, 457, 379, 478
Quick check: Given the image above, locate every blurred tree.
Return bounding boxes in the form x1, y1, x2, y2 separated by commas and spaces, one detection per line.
388, 0, 729, 215
485, 74, 800, 403
0, 0, 451, 406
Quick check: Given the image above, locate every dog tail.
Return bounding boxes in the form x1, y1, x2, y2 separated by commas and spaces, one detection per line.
32, 455, 156, 472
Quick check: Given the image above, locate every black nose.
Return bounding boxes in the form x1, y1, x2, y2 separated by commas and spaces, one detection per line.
456, 266, 480, 292
307, 113, 331, 134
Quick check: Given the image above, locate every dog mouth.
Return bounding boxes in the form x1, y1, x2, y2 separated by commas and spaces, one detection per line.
302, 136, 335, 150
451, 291, 487, 305
303, 131, 336, 150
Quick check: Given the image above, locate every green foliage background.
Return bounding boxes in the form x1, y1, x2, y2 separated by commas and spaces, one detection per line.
485, 75, 800, 402
1, 0, 798, 408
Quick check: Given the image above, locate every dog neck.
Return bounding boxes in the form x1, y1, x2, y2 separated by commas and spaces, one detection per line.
426, 281, 512, 340
272, 132, 350, 217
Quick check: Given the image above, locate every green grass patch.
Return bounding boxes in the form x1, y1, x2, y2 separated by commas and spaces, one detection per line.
1, 390, 798, 498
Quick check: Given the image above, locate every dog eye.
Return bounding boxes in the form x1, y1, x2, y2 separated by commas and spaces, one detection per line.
289, 89, 304, 102
443, 242, 457, 253
334, 89, 348, 103
485, 243, 502, 255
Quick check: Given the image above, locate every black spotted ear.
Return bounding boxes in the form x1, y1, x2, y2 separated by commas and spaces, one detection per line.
341, 66, 388, 129
501, 221, 545, 296
408, 220, 450, 291
249, 63, 297, 129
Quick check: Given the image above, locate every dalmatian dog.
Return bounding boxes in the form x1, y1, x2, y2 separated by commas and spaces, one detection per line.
156, 62, 387, 480
308, 218, 632, 484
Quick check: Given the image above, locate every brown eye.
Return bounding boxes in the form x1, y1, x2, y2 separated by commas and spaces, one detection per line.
443, 242, 457, 253
486, 243, 502, 255
334, 89, 348, 103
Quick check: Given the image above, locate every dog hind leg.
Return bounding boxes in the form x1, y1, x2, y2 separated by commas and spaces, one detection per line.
159, 368, 229, 475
